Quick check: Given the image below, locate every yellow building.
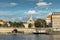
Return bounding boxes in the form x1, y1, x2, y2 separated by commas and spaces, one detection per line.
52, 12, 60, 28
0, 20, 5, 25
0, 20, 10, 26
46, 12, 60, 31
46, 15, 52, 27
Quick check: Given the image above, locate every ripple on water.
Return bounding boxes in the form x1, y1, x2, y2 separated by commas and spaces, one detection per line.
0, 34, 60, 40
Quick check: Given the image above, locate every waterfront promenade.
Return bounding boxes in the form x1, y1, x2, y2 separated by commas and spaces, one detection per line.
0, 27, 35, 34
0, 27, 60, 40
0, 27, 60, 34
0, 27, 51, 34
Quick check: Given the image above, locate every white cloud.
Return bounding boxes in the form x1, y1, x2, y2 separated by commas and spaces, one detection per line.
36, 2, 52, 7
27, 0, 39, 2
49, 2, 52, 5
54, 9, 60, 12
46, 7, 49, 10
11, 17, 22, 22
0, 14, 16, 18
25, 10, 51, 15
48, 12, 52, 15
36, 16, 41, 19
9, 2, 17, 6
0, 11, 16, 18
39, 0, 43, 1
37, 10, 50, 14
0, 2, 17, 7
26, 10, 36, 14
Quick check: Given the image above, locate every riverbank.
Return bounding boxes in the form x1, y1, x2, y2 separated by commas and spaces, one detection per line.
0, 27, 35, 34
0, 27, 60, 35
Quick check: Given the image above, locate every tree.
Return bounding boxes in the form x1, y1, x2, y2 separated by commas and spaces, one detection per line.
35, 19, 46, 28
8, 21, 13, 27
28, 23, 32, 28
0, 24, 2, 27
8, 21, 24, 27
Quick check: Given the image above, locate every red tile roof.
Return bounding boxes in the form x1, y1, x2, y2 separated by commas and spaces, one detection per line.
0, 20, 5, 22
47, 15, 52, 18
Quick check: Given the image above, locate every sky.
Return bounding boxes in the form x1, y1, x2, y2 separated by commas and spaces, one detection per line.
0, 0, 60, 22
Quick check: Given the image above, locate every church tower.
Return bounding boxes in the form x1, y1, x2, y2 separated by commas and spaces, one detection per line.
27, 15, 35, 28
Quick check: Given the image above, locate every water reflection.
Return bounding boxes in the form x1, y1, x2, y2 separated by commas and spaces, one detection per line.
0, 34, 60, 40
52, 35, 60, 40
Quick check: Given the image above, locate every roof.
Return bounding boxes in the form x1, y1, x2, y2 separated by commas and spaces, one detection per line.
0, 20, 5, 22
47, 15, 52, 18
52, 12, 60, 15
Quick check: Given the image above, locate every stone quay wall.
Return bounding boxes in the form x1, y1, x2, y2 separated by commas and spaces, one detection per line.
0, 27, 35, 34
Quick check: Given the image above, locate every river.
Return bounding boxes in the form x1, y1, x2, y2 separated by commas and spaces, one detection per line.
0, 34, 60, 40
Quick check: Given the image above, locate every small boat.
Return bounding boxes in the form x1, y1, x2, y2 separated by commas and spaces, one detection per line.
33, 29, 50, 34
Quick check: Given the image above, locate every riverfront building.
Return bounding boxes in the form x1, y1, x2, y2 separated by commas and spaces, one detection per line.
46, 12, 60, 29
52, 12, 60, 29
27, 15, 35, 28
0, 20, 10, 26
0, 20, 5, 25
23, 15, 35, 28
46, 14, 52, 27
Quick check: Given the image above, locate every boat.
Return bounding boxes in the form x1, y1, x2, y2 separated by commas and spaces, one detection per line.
33, 29, 50, 34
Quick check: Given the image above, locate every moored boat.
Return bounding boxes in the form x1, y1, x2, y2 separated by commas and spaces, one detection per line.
33, 29, 51, 34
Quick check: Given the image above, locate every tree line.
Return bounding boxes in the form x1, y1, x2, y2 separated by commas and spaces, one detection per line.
0, 19, 47, 28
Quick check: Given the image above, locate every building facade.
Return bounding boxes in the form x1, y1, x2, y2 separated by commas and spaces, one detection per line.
0, 20, 10, 27
52, 12, 60, 28
46, 15, 52, 27
27, 15, 35, 28
23, 15, 35, 28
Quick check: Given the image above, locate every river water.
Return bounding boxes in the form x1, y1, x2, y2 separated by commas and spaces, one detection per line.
0, 34, 60, 40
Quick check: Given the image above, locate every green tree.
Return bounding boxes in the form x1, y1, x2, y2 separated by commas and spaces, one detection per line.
8, 21, 13, 27
35, 19, 46, 28
0, 24, 2, 27
28, 23, 32, 28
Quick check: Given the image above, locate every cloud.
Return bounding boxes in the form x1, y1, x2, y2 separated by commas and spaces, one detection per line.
49, 2, 52, 5
46, 7, 49, 10
0, 11, 16, 18
37, 10, 50, 14
25, 10, 51, 15
26, 10, 36, 14
26, 0, 39, 2
9, 2, 17, 6
39, 0, 44, 1
0, 14, 16, 18
36, 16, 41, 19
48, 12, 52, 15
11, 17, 22, 22
27, 0, 43, 2
36, 2, 52, 7
53, 9, 60, 12
0, 2, 17, 7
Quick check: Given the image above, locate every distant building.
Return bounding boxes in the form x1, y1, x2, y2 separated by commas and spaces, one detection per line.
46, 15, 52, 27
0, 20, 10, 26
23, 15, 35, 28
46, 12, 60, 29
0, 20, 5, 25
27, 15, 35, 28
52, 12, 60, 28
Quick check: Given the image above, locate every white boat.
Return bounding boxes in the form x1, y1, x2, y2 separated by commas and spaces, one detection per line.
33, 29, 50, 34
